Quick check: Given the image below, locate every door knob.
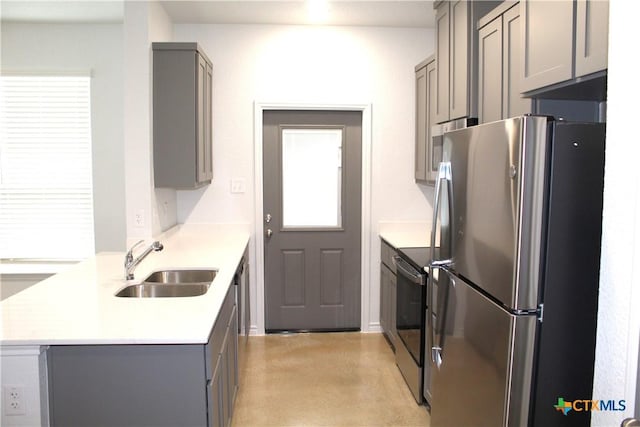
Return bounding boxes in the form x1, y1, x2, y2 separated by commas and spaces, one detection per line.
266, 229, 273, 238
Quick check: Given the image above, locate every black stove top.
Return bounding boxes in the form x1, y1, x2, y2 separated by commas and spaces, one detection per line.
396, 247, 430, 271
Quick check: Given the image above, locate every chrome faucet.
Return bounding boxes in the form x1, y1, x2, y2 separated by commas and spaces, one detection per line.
124, 240, 164, 280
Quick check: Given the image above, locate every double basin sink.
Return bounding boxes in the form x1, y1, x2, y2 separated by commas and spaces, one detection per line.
116, 269, 217, 298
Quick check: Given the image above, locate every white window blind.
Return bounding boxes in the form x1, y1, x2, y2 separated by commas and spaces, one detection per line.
0, 75, 95, 260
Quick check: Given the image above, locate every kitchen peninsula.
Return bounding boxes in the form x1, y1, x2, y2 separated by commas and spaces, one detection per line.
0, 224, 249, 427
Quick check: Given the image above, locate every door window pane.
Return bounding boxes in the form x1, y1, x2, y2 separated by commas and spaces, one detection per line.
282, 129, 342, 228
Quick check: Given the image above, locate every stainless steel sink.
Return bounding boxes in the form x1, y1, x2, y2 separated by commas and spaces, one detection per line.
143, 269, 217, 284
116, 282, 211, 298
115, 269, 217, 298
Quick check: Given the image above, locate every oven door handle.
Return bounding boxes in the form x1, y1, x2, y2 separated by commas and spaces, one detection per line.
392, 256, 424, 285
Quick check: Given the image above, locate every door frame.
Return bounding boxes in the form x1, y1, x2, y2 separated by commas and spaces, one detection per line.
253, 102, 373, 335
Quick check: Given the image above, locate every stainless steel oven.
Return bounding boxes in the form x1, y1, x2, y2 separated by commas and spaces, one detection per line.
393, 248, 428, 405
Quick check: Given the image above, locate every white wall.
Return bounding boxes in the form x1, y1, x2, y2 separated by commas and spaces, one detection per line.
172, 23, 434, 331
1, 23, 126, 253
592, 0, 640, 424
123, 2, 177, 244
149, 1, 178, 237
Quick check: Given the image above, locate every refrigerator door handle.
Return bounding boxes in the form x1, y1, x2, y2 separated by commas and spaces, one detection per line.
430, 267, 455, 370
428, 270, 437, 365
432, 346, 443, 369
431, 258, 454, 268
430, 161, 454, 269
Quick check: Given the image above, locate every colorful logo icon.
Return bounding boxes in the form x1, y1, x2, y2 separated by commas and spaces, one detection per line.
555, 398, 573, 415
554, 397, 627, 415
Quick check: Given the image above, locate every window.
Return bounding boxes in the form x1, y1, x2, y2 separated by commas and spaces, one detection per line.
0, 75, 95, 260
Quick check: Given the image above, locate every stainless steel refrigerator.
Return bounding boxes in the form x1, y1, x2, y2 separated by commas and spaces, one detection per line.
426, 116, 605, 426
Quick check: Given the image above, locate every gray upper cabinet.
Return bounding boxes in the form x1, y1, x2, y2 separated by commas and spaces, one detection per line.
502, 4, 533, 118
434, 3, 450, 124
153, 42, 213, 189
449, 0, 470, 121
415, 56, 436, 183
478, 16, 503, 123
434, 0, 502, 123
415, 64, 427, 181
478, 2, 533, 124
575, 0, 609, 77
521, 0, 608, 94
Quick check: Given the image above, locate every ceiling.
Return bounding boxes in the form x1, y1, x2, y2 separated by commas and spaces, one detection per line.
0, 1, 124, 23
0, 0, 435, 28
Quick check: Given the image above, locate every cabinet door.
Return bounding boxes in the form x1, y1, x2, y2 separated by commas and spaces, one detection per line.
521, 0, 574, 92
575, 0, 608, 77
219, 325, 231, 427
207, 355, 224, 427
425, 60, 437, 184
415, 65, 428, 181
389, 270, 398, 347
226, 306, 239, 417
449, 0, 469, 120
435, 2, 450, 124
196, 54, 208, 184
380, 265, 389, 334
204, 62, 213, 181
503, 4, 533, 119
478, 16, 503, 124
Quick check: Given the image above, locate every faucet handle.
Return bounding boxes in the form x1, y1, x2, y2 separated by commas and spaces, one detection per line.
125, 240, 145, 263
127, 240, 145, 254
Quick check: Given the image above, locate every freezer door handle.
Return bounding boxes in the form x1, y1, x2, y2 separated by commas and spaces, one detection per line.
430, 161, 454, 269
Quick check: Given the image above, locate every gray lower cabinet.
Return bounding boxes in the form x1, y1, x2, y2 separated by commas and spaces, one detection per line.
380, 239, 397, 349
48, 285, 238, 427
521, 0, 608, 94
235, 246, 250, 372
153, 42, 213, 189
478, 2, 533, 124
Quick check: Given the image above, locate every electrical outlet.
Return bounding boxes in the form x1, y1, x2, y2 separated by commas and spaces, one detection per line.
134, 209, 145, 228
3, 385, 26, 416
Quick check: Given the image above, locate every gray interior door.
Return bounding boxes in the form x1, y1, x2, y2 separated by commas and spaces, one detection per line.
263, 110, 362, 332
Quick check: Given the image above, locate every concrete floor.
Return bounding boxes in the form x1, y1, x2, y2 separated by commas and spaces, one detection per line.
231, 332, 431, 426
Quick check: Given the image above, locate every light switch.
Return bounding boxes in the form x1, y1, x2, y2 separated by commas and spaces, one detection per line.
231, 178, 246, 194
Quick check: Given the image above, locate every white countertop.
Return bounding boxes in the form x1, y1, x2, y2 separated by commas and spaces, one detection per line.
0, 224, 250, 346
378, 221, 432, 249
